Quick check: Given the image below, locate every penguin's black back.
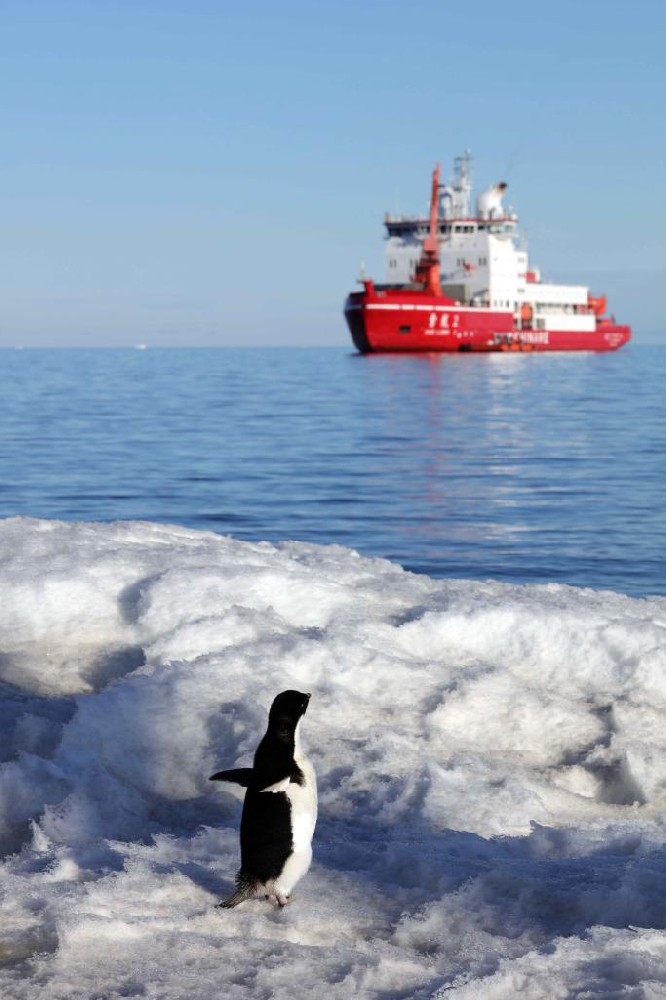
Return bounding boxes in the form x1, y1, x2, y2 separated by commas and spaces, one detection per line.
239, 785, 293, 883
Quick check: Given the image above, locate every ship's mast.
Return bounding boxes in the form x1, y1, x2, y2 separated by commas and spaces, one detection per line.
413, 165, 443, 296
453, 150, 472, 218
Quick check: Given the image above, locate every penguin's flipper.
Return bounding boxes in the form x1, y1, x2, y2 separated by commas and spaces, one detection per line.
209, 767, 254, 786
259, 776, 291, 793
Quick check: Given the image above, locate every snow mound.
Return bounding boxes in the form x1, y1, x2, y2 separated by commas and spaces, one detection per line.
0, 517, 665, 998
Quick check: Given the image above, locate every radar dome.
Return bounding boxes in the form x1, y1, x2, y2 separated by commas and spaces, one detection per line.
476, 182, 508, 219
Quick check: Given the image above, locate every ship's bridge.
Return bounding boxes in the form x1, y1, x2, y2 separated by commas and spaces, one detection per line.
385, 216, 518, 238
384, 210, 522, 296
385, 153, 572, 311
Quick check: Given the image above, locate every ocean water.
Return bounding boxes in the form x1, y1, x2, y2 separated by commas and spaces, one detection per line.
0, 344, 663, 596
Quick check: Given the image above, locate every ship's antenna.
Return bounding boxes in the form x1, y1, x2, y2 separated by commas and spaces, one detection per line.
453, 149, 472, 218
455, 149, 472, 185
502, 144, 523, 182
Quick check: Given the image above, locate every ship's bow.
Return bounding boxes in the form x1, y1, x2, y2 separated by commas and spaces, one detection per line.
344, 292, 372, 353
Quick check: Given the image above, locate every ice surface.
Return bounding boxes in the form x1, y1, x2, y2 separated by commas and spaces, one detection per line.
0, 516, 665, 998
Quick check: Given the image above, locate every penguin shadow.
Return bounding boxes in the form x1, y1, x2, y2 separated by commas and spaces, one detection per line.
169, 859, 232, 902
176, 860, 289, 915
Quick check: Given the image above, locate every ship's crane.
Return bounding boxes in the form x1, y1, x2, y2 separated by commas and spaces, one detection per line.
412, 165, 443, 297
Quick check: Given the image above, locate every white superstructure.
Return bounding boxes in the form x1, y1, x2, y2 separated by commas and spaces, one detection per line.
384, 152, 596, 333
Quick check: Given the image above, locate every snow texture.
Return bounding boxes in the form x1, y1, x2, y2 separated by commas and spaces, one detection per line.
0, 516, 665, 998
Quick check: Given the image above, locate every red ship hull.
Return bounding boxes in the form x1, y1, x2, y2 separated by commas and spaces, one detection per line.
345, 286, 631, 354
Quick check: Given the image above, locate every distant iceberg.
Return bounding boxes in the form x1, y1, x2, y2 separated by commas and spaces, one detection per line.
0, 517, 665, 997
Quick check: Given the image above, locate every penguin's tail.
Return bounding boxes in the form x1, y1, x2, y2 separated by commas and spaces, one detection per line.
218, 873, 259, 909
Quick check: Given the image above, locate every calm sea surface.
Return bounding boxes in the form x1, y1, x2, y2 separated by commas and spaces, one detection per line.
0, 345, 664, 596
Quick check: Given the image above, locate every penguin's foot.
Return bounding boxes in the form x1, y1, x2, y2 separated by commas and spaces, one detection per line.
218, 880, 258, 909
263, 892, 288, 907
218, 895, 244, 909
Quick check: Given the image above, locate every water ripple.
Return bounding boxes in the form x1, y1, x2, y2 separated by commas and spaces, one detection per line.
0, 345, 663, 596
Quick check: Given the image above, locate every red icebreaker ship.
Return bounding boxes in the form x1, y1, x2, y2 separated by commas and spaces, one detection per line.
344, 152, 631, 354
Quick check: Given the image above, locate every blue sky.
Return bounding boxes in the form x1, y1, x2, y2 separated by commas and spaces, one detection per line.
0, 0, 664, 346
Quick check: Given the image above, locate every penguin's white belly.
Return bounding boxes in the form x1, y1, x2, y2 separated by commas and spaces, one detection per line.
273, 755, 317, 896
288, 755, 317, 849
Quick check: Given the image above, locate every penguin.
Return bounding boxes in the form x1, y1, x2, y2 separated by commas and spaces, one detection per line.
210, 690, 317, 908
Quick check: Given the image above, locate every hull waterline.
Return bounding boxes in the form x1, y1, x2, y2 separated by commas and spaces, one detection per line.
345, 290, 631, 353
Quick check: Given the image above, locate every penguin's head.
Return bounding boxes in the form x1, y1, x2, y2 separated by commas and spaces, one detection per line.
268, 690, 311, 732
